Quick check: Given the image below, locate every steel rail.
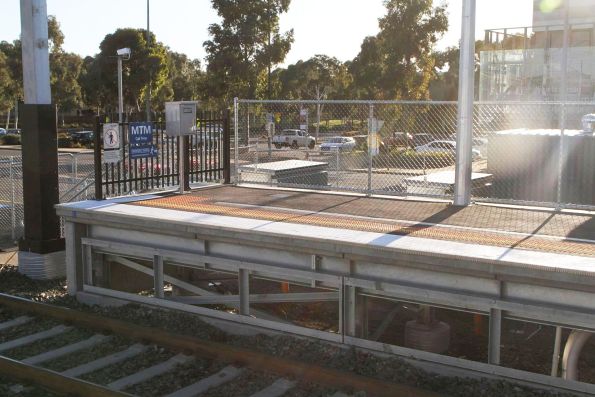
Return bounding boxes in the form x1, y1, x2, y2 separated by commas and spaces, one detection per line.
0, 354, 132, 397
0, 293, 443, 397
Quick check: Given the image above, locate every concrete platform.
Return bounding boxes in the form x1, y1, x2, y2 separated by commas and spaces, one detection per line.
56, 185, 595, 395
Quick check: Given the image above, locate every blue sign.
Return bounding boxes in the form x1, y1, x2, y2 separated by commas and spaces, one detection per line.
130, 144, 158, 159
129, 122, 153, 145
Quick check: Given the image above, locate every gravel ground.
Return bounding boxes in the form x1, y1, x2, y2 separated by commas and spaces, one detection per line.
200, 369, 279, 397
0, 317, 61, 344
80, 346, 173, 385
0, 263, 586, 397
124, 358, 222, 396
43, 335, 132, 372
3, 328, 95, 360
0, 377, 62, 397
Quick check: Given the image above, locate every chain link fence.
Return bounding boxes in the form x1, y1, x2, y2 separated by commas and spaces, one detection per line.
0, 152, 95, 244
233, 99, 595, 209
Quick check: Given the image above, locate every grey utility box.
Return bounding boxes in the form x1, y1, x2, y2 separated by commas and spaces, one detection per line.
165, 101, 199, 137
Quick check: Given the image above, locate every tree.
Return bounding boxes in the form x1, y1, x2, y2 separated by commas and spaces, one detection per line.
0, 51, 14, 128
0, 40, 23, 128
350, 0, 448, 100
86, 29, 169, 115
204, 0, 294, 103
275, 55, 352, 138
276, 55, 351, 100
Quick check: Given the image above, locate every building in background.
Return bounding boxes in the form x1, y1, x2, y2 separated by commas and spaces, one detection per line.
480, 0, 595, 101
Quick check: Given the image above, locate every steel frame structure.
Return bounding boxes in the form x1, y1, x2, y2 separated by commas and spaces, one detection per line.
57, 194, 595, 395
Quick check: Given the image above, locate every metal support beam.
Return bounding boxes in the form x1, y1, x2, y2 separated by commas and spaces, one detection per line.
488, 308, 502, 365
344, 285, 357, 337
64, 222, 86, 295
551, 326, 563, 377
239, 269, 250, 316
454, 0, 476, 206
153, 255, 164, 298
167, 292, 339, 305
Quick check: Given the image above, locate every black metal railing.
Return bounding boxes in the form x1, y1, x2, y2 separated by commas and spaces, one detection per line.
94, 110, 230, 199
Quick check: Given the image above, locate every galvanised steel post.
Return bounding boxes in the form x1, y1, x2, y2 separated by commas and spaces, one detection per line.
488, 308, 502, 365
239, 269, 250, 316
367, 103, 373, 196
10, 157, 15, 241
556, 0, 570, 209
234, 98, 239, 184
454, 0, 476, 206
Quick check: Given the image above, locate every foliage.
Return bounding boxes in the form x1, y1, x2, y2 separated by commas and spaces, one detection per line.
154, 52, 204, 109
350, 0, 448, 100
83, 29, 169, 114
204, 0, 294, 103
274, 55, 352, 100
0, 134, 21, 145
0, 40, 23, 117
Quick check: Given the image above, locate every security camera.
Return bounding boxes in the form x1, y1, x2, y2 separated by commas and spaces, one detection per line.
117, 48, 131, 58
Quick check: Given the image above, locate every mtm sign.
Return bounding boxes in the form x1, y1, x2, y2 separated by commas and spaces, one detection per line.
129, 122, 158, 160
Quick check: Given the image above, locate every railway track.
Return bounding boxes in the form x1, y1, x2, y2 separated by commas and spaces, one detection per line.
0, 293, 442, 397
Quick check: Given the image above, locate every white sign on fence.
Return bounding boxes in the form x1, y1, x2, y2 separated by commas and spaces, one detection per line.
102, 123, 122, 164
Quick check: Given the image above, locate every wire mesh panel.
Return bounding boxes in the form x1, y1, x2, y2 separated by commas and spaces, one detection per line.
235, 99, 595, 209
235, 100, 460, 199
0, 157, 23, 243
472, 102, 595, 208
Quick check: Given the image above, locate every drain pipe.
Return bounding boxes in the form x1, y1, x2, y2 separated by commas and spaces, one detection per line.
562, 330, 592, 381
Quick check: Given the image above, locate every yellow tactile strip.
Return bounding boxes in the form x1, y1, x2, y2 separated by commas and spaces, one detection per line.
131, 195, 595, 258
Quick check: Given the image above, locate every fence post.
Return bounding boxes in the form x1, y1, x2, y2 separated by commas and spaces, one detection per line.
10, 157, 16, 241
367, 103, 374, 196
94, 116, 104, 200
234, 97, 239, 184
223, 108, 231, 184
73, 153, 78, 184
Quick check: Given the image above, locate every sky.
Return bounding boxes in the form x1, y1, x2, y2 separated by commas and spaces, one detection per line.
0, 0, 534, 66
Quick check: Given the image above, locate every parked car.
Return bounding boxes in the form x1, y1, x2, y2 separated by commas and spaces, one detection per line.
0, 128, 6, 136
412, 133, 435, 148
383, 132, 412, 148
352, 135, 387, 153
7, 129, 21, 135
320, 137, 356, 152
472, 138, 488, 158
272, 129, 316, 149
415, 140, 481, 159
70, 131, 94, 145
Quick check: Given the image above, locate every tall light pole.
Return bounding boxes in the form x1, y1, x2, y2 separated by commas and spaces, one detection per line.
19, 0, 64, 275
116, 48, 131, 124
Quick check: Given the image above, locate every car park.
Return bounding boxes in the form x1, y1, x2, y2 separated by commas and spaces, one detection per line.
70, 131, 94, 145
383, 131, 412, 148
412, 133, 435, 147
320, 137, 356, 152
415, 140, 481, 159
272, 129, 316, 149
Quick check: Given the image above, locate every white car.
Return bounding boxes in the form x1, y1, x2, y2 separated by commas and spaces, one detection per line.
320, 137, 356, 152
272, 129, 316, 149
415, 140, 481, 159
0, 128, 6, 136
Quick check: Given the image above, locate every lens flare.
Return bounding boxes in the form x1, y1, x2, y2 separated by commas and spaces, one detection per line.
539, 0, 563, 13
